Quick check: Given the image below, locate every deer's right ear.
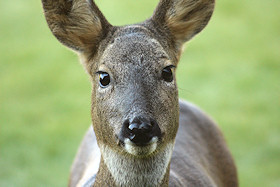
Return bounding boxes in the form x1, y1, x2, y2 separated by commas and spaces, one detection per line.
42, 0, 111, 53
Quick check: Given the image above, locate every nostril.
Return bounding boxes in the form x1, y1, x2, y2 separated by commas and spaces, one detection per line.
128, 123, 139, 132
139, 123, 152, 132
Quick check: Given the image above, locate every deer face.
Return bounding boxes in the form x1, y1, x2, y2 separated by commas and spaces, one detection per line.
90, 27, 179, 156
42, 0, 214, 157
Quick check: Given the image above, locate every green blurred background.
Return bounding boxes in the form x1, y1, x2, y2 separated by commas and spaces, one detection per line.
0, 0, 279, 186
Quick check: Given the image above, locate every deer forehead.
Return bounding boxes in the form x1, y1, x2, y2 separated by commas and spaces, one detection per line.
99, 30, 170, 69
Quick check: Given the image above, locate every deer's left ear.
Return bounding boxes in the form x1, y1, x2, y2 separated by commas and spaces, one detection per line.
151, 0, 215, 48
42, 0, 111, 53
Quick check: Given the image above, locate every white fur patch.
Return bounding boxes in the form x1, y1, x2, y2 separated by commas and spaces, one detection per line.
100, 143, 174, 187
124, 137, 158, 156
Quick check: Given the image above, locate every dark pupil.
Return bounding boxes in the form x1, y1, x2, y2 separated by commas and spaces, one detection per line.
162, 67, 173, 82
99, 73, 110, 87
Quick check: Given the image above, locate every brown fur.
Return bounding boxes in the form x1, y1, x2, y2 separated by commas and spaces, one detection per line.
42, 0, 238, 186
42, 0, 111, 68
151, 0, 215, 49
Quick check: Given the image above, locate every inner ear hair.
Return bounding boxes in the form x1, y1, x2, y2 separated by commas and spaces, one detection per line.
151, 0, 215, 48
42, 0, 111, 53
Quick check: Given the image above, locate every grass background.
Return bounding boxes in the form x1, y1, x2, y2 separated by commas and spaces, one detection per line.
0, 0, 279, 186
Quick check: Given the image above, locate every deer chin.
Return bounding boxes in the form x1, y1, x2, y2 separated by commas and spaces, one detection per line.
123, 137, 158, 156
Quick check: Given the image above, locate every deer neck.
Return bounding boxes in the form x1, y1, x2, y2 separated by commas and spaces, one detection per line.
94, 143, 174, 187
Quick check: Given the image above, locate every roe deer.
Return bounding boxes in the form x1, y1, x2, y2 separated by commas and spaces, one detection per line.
42, 0, 238, 186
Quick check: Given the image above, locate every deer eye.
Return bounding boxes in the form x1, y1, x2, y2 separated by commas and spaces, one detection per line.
97, 71, 110, 88
162, 65, 174, 82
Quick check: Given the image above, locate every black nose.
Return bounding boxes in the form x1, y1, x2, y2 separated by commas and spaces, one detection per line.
119, 116, 161, 146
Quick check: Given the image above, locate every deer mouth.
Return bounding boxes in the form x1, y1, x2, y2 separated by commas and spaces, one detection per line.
123, 136, 159, 156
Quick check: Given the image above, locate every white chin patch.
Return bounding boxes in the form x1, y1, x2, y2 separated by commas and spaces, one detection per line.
124, 137, 158, 156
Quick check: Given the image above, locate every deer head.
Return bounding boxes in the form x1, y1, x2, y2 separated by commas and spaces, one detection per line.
42, 0, 215, 185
